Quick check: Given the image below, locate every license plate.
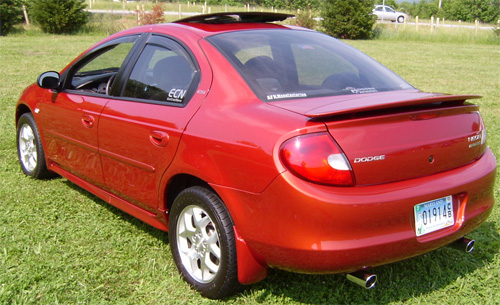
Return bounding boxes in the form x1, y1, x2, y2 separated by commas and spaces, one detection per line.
414, 196, 454, 236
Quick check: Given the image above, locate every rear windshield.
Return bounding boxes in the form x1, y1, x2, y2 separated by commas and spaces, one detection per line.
207, 30, 414, 102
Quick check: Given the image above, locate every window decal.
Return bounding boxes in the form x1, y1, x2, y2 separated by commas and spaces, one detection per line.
267, 93, 308, 101
166, 88, 187, 103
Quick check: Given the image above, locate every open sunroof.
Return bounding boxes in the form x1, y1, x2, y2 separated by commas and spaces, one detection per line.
174, 12, 294, 24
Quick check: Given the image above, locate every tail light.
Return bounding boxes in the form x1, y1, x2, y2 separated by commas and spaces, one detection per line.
479, 115, 487, 154
279, 133, 354, 186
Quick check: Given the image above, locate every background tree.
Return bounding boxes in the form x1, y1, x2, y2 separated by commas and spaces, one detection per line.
399, 0, 499, 22
294, 9, 317, 29
202, 0, 320, 10
407, 0, 438, 19
381, 0, 399, 9
138, 3, 165, 25
442, 0, 500, 23
29, 0, 89, 34
321, 0, 376, 39
0, 0, 24, 36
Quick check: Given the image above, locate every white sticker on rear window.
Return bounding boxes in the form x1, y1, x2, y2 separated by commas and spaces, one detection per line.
349, 87, 378, 94
166, 88, 186, 103
267, 93, 307, 100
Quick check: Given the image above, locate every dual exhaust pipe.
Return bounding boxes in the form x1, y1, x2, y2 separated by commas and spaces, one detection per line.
449, 237, 475, 253
346, 236, 475, 289
346, 271, 377, 289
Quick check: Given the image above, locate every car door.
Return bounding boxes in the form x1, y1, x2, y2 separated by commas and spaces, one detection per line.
374, 6, 384, 19
383, 6, 396, 21
98, 35, 203, 212
39, 36, 139, 186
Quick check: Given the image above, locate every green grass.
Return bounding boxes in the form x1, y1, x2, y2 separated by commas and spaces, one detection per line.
373, 22, 500, 45
1, 32, 499, 304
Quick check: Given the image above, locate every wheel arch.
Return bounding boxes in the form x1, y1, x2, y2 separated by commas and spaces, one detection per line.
163, 173, 269, 285
164, 174, 215, 212
16, 104, 32, 125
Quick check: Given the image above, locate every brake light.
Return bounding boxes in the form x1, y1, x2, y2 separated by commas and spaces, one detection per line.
479, 115, 487, 154
279, 133, 354, 186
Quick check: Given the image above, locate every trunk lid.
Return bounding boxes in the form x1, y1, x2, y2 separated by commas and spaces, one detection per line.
271, 90, 485, 185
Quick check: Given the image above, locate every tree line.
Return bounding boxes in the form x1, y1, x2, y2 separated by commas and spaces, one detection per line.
398, 0, 500, 24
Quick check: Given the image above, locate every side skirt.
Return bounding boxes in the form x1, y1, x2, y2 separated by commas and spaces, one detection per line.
48, 162, 169, 231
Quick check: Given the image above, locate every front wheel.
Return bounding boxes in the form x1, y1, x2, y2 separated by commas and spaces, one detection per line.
16, 113, 54, 179
169, 186, 241, 299
397, 16, 405, 23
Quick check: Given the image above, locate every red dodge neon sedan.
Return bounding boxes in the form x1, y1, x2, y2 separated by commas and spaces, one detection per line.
16, 13, 496, 299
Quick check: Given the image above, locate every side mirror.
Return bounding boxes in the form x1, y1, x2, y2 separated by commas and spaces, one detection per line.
37, 71, 60, 90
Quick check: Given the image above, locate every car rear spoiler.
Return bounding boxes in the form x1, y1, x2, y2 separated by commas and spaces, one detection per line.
270, 92, 482, 119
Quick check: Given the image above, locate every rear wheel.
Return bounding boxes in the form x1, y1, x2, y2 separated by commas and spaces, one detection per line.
16, 113, 54, 179
169, 186, 241, 299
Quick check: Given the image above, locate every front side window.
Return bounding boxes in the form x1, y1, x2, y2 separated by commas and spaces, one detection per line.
122, 38, 197, 104
386, 7, 396, 13
68, 38, 136, 94
207, 30, 414, 102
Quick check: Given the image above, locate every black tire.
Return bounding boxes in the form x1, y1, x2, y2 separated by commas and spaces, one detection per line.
397, 16, 405, 23
169, 186, 241, 299
16, 113, 54, 179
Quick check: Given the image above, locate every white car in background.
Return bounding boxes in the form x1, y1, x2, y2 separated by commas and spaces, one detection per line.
373, 5, 408, 23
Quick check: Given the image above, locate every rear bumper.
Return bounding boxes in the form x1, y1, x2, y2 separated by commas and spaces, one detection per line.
216, 148, 496, 274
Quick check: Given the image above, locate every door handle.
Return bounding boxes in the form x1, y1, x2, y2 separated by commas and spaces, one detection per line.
81, 114, 95, 128
150, 130, 169, 147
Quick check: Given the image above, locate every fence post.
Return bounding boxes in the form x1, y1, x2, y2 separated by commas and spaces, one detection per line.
430, 16, 434, 33
179, 3, 182, 19
22, 5, 30, 26
475, 19, 478, 35
136, 4, 140, 25
416, 16, 419, 31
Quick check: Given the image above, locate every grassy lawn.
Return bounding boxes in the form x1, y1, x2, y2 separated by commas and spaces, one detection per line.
1, 32, 499, 304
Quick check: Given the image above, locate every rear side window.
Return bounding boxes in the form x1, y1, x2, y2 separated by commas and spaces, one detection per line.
122, 37, 197, 104
207, 30, 413, 102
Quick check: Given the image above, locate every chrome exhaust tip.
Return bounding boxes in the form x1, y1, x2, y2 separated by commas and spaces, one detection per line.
346, 271, 377, 289
450, 237, 475, 253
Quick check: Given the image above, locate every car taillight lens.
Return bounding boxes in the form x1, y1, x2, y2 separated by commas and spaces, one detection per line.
479, 115, 487, 154
279, 133, 354, 186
